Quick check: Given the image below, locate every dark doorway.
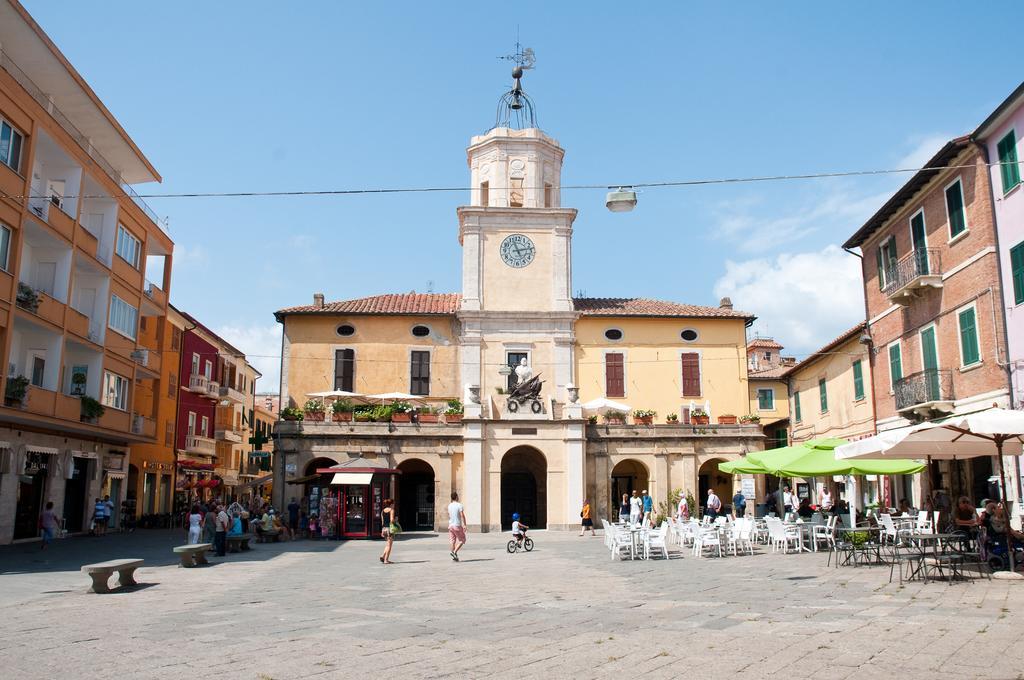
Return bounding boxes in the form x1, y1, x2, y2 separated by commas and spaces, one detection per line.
62, 457, 90, 532
501, 446, 546, 530
970, 456, 996, 501
698, 458, 731, 517
14, 460, 48, 540
610, 459, 649, 515
397, 459, 435, 531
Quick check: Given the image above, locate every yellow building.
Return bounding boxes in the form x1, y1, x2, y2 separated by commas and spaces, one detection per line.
273, 66, 765, 533
745, 337, 793, 449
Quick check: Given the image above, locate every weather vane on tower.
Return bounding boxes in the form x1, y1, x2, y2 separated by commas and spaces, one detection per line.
493, 40, 537, 130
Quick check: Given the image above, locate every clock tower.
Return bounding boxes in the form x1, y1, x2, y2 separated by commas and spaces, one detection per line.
457, 63, 578, 409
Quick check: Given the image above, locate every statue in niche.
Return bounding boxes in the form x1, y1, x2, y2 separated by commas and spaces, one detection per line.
507, 358, 544, 415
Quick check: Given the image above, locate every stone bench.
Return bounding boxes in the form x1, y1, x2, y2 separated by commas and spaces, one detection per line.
226, 533, 253, 553
256, 529, 280, 543
173, 543, 213, 568
81, 558, 144, 593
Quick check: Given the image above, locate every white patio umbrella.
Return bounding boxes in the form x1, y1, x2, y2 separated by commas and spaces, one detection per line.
836, 407, 1024, 576
365, 392, 424, 403
307, 390, 363, 399
580, 398, 632, 412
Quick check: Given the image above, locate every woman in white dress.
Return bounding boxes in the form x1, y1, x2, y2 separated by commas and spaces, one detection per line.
187, 505, 203, 544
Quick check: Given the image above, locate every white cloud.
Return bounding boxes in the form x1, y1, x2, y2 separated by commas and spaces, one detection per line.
713, 245, 864, 355
896, 133, 953, 170
213, 323, 282, 394
172, 243, 208, 267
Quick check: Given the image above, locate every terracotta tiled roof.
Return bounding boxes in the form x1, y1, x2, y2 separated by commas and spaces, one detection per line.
276, 294, 754, 321
748, 338, 783, 350
572, 297, 753, 319
781, 322, 867, 377
276, 293, 462, 318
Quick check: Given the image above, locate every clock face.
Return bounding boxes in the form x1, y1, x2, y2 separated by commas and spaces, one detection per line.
499, 233, 536, 268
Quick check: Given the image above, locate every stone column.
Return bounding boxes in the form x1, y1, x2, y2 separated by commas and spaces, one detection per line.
594, 450, 610, 522
564, 421, 586, 531
652, 452, 670, 513
462, 421, 485, 532
459, 222, 481, 312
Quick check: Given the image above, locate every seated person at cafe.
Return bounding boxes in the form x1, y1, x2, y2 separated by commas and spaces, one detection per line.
273, 514, 293, 541
983, 502, 1024, 548
228, 512, 243, 536
898, 499, 913, 515
796, 497, 815, 519
953, 496, 979, 539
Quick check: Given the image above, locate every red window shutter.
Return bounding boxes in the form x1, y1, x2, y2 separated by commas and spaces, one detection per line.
681, 353, 701, 396
606, 353, 624, 398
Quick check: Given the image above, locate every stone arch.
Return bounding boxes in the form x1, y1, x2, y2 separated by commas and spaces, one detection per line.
609, 458, 650, 519
501, 446, 547, 530
304, 456, 339, 476
697, 457, 732, 516
396, 458, 436, 531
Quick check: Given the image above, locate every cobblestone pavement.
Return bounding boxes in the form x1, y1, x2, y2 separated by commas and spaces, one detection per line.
1, 529, 1023, 680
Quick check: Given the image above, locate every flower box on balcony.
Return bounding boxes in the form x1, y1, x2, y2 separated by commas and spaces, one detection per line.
392, 412, 412, 423
332, 411, 352, 423
633, 409, 656, 425
717, 414, 738, 425
444, 414, 463, 424
418, 412, 439, 424
690, 410, 710, 425
305, 412, 324, 422
354, 412, 371, 422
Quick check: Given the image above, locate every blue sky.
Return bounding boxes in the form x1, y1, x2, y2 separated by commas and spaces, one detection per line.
22, 1, 1024, 390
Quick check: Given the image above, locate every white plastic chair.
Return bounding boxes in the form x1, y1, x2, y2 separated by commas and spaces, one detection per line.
646, 523, 670, 559
766, 517, 800, 554
610, 525, 634, 560
878, 513, 899, 545
693, 526, 723, 558
812, 515, 837, 551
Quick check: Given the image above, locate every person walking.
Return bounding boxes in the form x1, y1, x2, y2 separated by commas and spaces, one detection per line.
579, 499, 596, 536
641, 490, 654, 524
782, 486, 795, 514
732, 489, 747, 518
618, 494, 630, 523
287, 497, 300, 535
39, 502, 60, 550
705, 488, 722, 520
629, 490, 642, 525
103, 495, 115, 531
447, 491, 467, 562
203, 504, 217, 544
92, 497, 108, 536
677, 494, 690, 522
187, 505, 203, 545
214, 504, 229, 557
379, 499, 397, 564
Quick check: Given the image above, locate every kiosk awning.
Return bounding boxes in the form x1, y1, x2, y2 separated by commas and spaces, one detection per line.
330, 472, 373, 486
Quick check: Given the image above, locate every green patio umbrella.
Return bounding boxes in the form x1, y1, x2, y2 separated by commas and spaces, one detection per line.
718, 439, 846, 475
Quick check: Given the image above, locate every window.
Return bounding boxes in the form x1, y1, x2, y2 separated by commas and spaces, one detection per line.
410, 350, 430, 396
507, 352, 528, 392
30, 356, 45, 388
171, 327, 182, 351
102, 371, 129, 411
853, 359, 865, 401
888, 342, 903, 390
945, 179, 967, 239
191, 353, 200, 375
544, 183, 552, 207
168, 372, 176, 398
479, 181, 489, 206
411, 325, 430, 337
818, 377, 828, 413
605, 353, 624, 398
604, 328, 623, 341
165, 420, 174, 446
757, 388, 774, 410
188, 411, 196, 435
0, 223, 10, 272
763, 351, 772, 361
1012, 242, 1024, 305
681, 352, 701, 397
680, 329, 698, 342
509, 177, 524, 207
203, 360, 212, 380
958, 305, 981, 366
794, 391, 802, 423
876, 236, 897, 289
0, 119, 24, 172
334, 348, 355, 392
336, 324, 355, 337
115, 224, 141, 268
997, 130, 1020, 194
108, 295, 138, 339
139, 316, 147, 331
201, 415, 209, 437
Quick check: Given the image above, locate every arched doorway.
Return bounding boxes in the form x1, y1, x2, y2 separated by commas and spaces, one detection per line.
501, 446, 546, 530
610, 459, 650, 515
397, 459, 435, 531
303, 457, 339, 534
698, 458, 731, 516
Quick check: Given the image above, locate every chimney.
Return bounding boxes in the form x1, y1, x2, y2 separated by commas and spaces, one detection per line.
719, 297, 733, 310
313, 292, 325, 309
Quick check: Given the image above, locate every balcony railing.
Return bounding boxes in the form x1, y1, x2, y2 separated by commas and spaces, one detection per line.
882, 248, 943, 304
219, 384, 245, 404
187, 374, 210, 393
215, 427, 243, 443
184, 435, 216, 457
131, 414, 157, 438
0, 47, 169, 235
895, 369, 955, 414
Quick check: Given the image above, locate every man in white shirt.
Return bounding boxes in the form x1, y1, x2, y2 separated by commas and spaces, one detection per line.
447, 491, 467, 562
629, 490, 643, 525
705, 489, 722, 520
783, 486, 795, 513
819, 488, 833, 512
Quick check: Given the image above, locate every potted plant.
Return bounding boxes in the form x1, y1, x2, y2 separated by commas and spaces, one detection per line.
418, 406, 439, 424
354, 406, 372, 422
70, 371, 87, 397
80, 395, 106, 423
331, 398, 354, 422
15, 283, 40, 313
391, 401, 413, 423
444, 398, 464, 424
370, 405, 394, 422
604, 411, 626, 424
739, 414, 761, 425
281, 406, 304, 421
587, 414, 598, 425
690, 408, 710, 425
665, 413, 679, 424
633, 409, 657, 425
303, 399, 325, 422
5, 375, 29, 407
717, 413, 738, 425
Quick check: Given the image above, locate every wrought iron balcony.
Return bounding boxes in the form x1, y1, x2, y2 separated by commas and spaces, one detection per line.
895, 369, 954, 418
883, 248, 943, 305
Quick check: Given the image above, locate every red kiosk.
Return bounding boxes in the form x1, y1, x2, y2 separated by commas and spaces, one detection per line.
315, 458, 401, 539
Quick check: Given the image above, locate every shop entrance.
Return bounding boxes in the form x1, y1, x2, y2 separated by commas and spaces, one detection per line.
501, 446, 546, 530
62, 457, 90, 533
397, 459, 435, 531
698, 458, 731, 516
14, 455, 49, 540
610, 459, 650, 515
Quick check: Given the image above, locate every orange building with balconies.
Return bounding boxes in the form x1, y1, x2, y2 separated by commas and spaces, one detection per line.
0, 1, 173, 542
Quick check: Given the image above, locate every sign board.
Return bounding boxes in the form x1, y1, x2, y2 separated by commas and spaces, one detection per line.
741, 478, 755, 500
285, 463, 297, 473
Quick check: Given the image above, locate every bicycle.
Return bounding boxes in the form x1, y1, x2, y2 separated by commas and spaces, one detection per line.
507, 535, 534, 553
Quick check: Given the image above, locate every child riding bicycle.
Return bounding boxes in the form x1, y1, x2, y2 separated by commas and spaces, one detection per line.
511, 512, 529, 545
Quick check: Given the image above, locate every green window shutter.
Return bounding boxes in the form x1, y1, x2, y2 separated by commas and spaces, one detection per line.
819, 378, 828, 412
889, 344, 902, 385
998, 130, 1021, 194
757, 389, 774, 410
945, 180, 966, 237
876, 246, 885, 290
958, 307, 980, 365
794, 391, 801, 422
853, 360, 864, 401
1011, 242, 1024, 305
